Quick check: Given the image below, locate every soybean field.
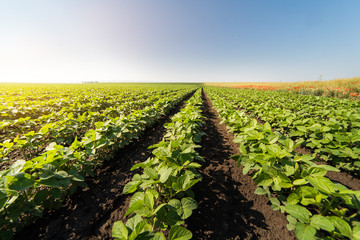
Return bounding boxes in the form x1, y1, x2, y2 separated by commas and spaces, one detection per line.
1, 83, 359, 240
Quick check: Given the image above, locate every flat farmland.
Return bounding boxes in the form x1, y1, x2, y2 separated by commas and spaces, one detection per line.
0, 83, 359, 240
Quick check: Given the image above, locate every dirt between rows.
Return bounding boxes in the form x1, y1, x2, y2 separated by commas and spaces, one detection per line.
14, 91, 195, 240
325, 167, 360, 191
187, 91, 296, 240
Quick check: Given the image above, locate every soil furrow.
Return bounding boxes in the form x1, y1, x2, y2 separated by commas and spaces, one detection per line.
325, 168, 360, 191
187, 90, 295, 240
14, 91, 196, 240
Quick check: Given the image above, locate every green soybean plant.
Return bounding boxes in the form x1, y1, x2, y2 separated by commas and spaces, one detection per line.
112, 90, 204, 240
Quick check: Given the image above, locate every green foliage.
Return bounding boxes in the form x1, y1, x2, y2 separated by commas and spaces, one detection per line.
113, 91, 204, 239
0, 86, 198, 239
213, 87, 360, 177
207, 88, 360, 240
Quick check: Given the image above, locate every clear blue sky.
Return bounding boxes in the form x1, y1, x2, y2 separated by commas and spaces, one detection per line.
1, 0, 359, 83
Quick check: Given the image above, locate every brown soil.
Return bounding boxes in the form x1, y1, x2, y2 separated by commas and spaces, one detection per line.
14, 92, 195, 240
187, 91, 295, 240
293, 146, 312, 155
326, 170, 360, 191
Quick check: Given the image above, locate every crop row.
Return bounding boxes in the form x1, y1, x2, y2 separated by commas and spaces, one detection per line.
0, 88, 181, 140
0, 89, 191, 170
0, 85, 184, 121
206, 90, 360, 240
112, 90, 204, 240
209, 87, 360, 177
0, 87, 197, 240
0, 87, 139, 120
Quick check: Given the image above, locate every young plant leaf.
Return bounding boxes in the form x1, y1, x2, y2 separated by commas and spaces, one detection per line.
125, 200, 144, 217
158, 166, 173, 183
294, 222, 316, 240
305, 176, 336, 194
285, 204, 311, 223
112, 221, 128, 240
328, 216, 352, 238
169, 225, 192, 240
310, 215, 334, 232
254, 187, 267, 195
144, 168, 159, 180
144, 189, 155, 210
179, 197, 198, 219
123, 180, 141, 194
153, 232, 166, 240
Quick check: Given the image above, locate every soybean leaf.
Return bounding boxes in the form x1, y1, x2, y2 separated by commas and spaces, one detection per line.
313, 164, 339, 172
294, 222, 316, 240
266, 145, 282, 158
284, 138, 294, 151
144, 190, 155, 210
179, 197, 198, 219
33, 189, 49, 205
123, 180, 141, 194
152, 232, 166, 240
186, 162, 202, 168
286, 215, 297, 231
7, 173, 34, 191
328, 216, 352, 238
297, 126, 307, 133
263, 122, 272, 132
125, 200, 143, 217
352, 225, 360, 240
306, 176, 336, 194
126, 215, 143, 231
293, 179, 308, 186
254, 187, 267, 195
166, 206, 183, 226
169, 225, 192, 240
128, 220, 150, 240
285, 204, 311, 223
287, 193, 300, 205
158, 166, 172, 183
310, 215, 334, 232
112, 221, 128, 240
144, 168, 159, 180
308, 167, 327, 177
